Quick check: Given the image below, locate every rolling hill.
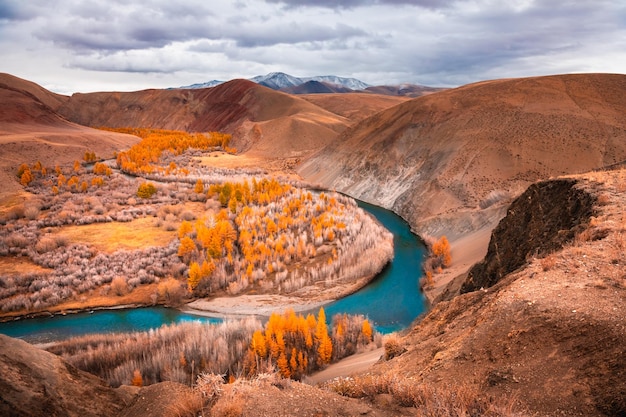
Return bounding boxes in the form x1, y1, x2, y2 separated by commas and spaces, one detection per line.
55, 79, 351, 159
299, 73, 626, 243
1, 71, 626, 416
0, 74, 140, 203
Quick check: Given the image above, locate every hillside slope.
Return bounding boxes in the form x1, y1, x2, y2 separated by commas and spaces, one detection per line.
0, 334, 133, 416
299, 92, 410, 123
299, 74, 626, 245
359, 170, 626, 416
0, 74, 139, 202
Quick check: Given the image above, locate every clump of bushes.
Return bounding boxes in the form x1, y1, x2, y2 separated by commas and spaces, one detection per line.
137, 182, 157, 199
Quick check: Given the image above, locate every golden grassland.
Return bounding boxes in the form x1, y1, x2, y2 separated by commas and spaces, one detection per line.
52, 217, 175, 253
0, 257, 52, 276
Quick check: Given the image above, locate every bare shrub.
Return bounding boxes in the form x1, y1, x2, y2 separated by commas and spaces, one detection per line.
180, 210, 196, 221
53, 235, 68, 248
324, 376, 521, 416
540, 254, 557, 271
111, 276, 128, 296
24, 206, 41, 220
5, 233, 29, 250
158, 280, 186, 306
35, 237, 58, 253
196, 373, 224, 399
383, 333, 406, 360
165, 390, 204, 417
210, 396, 244, 417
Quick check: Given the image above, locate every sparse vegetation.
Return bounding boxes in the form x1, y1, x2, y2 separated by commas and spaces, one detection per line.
323, 375, 521, 416
422, 235, 452, 284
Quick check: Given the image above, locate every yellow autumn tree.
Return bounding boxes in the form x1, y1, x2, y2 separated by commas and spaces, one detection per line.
20, 169, 33, 186
131, 369, 143, 387
251, 330, 267, 358
178, 221, 193, 239
315, 308, 332, 366
178, 236, 196, 260
361, 319, 373, 343
194, 179, 204, 194
277, 351, 290, 378
188, 261, 202, 291
432, 235, 452, 268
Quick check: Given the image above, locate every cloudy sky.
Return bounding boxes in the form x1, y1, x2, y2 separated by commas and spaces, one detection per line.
1, 0, 624, 94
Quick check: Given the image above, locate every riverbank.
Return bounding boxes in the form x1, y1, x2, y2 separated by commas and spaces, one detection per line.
421, 227, 491, 305
182, 266, 386, 319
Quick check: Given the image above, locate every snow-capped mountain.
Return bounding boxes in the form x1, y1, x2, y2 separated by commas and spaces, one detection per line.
305, 75, 369, 90
178, 80, 224, 89
179, 72, 370, 91
250, 72, 303, 89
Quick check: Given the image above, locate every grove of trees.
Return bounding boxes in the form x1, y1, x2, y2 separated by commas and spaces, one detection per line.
47, 308, 378, 386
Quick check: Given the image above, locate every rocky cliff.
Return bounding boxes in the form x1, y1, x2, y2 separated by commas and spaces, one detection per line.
461, 179, 596, 292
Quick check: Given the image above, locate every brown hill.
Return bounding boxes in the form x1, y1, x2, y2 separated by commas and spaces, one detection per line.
364, 84, 446, 97
357, 171, 626, 416
0, 74, 139, 202
0, 333, 133, 416
299, 92, 410, 123
299, 73, 626, 287
56, 80, 351, 159
0, 73, 67, 121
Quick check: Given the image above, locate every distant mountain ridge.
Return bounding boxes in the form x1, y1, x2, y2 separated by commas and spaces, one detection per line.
179, 72, 370, 91
179, 72, 444, 96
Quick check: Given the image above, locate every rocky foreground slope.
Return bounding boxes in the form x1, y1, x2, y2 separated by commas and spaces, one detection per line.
360, 169, 626, 416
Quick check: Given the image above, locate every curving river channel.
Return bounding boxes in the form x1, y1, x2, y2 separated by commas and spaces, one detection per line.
0, 201, 427, 343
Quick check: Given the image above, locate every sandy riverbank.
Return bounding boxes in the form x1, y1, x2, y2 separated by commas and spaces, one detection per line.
182, 294, 329, 319
422, 226, 492, 305
182, 268, 383, 319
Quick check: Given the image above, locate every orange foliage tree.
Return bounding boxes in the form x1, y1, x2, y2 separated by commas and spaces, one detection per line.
137, 182, 157, 199
99, 127, 234, 175
432, 235, 452, 269
244, 308, 374, 380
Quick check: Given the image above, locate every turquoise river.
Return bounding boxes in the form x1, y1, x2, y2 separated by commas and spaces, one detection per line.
0, 200, 427, 343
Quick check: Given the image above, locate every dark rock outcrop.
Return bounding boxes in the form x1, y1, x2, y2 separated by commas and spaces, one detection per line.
461, 179, 596, 293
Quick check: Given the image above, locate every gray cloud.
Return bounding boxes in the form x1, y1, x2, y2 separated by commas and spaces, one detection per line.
264, 0, 456, 9
0, 0, 623, 92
